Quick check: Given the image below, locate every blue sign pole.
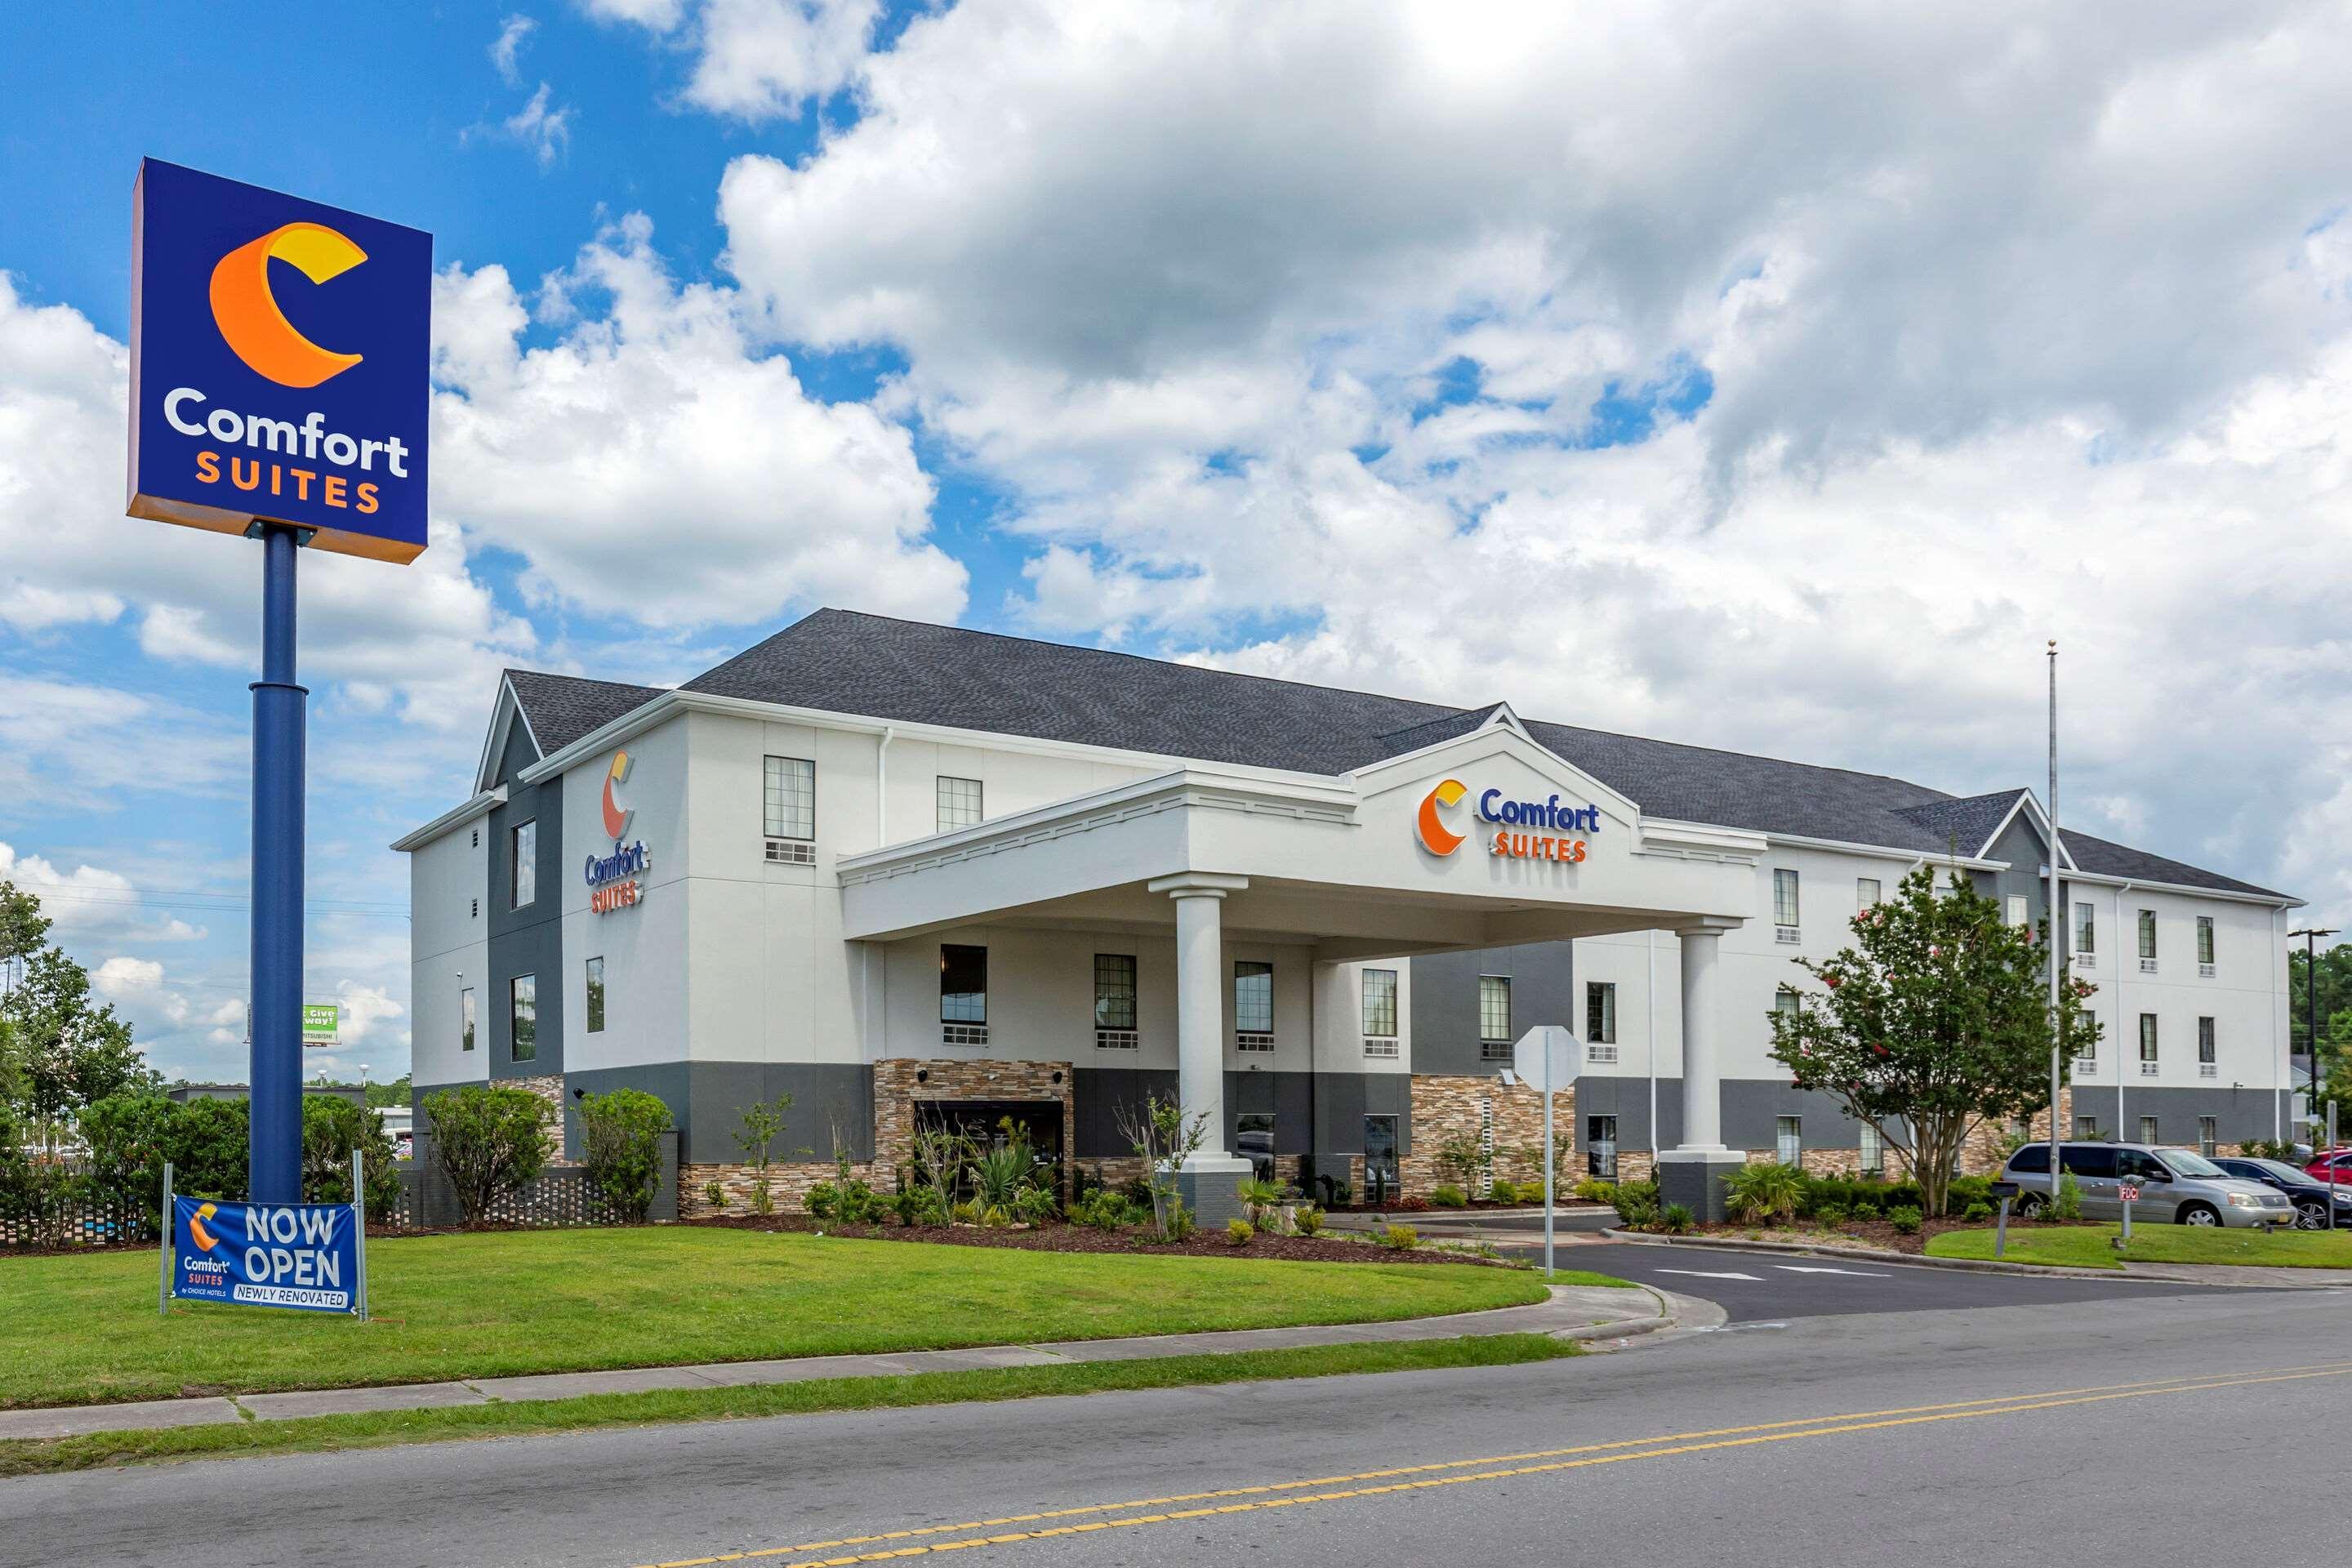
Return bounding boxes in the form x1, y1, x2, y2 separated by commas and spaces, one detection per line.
247, 523, 308, 1204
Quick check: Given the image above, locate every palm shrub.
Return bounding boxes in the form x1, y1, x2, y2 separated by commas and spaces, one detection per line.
1724, 1161, 1806, 1225
1236, 1176, 1285, 1230
423, 1085, 550, 1223
1661, 1203, 1695, 1234
970, 1140, 1034, 1211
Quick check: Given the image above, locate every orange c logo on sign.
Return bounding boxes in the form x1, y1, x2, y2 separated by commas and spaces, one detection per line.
1415, 778, 1468, 856
208, 222, 368, 388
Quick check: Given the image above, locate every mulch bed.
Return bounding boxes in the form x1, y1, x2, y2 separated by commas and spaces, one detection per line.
681, 1212, 1516, 1266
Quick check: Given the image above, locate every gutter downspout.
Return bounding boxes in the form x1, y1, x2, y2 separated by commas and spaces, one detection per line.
2273, 906, 2284, 1143
876, 726, 897, 847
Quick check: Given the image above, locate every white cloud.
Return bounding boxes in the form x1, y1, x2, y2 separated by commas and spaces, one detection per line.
490, 14, 539, 86
331, 982, 407, 1050
501, 82, 576, 169
585, 0, 875, 120
430, 215, 965, 628
0, 842, 207, 944
710, 0, 2352, 915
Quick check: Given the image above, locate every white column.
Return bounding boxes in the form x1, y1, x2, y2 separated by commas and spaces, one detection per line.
1147, 873, 1251, 1172
1677, 924, 1729, 1152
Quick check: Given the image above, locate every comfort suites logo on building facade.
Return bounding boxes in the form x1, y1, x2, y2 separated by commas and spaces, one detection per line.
127, 158, 432, 563
1415, 778, 1599, 864
585, 751, 650, 914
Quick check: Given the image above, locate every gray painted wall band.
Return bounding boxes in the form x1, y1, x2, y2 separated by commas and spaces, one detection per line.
486, 724, 564, 1080
1407, 942, 1577, 1077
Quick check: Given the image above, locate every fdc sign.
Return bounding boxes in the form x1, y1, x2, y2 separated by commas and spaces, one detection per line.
169, 1196, 365, 1315
128, 158, 431, 562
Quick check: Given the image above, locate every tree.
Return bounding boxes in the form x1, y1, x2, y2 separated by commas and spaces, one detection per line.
3, 947, 158, 1129
0, 879, 49, 978
1114, 1092, 1209, 1242
423, 1085, 551, 1223
1766, 862, 2102, 1216
2306, 1008, 2352, 1143
730, 1093, 795, 1215
2290, 943, 2352, 1061
578, 1089, 672, 1223
301, 1097, 403, 1221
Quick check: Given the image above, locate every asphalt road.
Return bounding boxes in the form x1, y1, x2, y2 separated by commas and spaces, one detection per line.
6, 1266, 2345, 1568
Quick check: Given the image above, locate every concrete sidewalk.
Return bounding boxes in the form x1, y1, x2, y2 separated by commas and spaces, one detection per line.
0, 1281, 1668, 1445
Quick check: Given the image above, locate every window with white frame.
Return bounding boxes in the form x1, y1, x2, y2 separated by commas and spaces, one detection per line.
510, 820, 537, 909
2198, 1015, 2216, 1077
2138, 1115, 2160, 1146
1093, 953, 1138, 1049
2005, 893, 2029, 928
2196, 915, 2215, 974
2198, 1116, 2218, 1156
1856, 876, 1881, 910
1235, 961, 1274, 1051
1478, 975, 1512, 1061
935, 775, 983, 833
1773, 869, 1800, 938
941, 944, 987, 1044
1776, 1116, 1802, 1165
1859, 1121, 1883, 1176
1585, 982, 1616, 1060
2074, 1114, 2099, 1142
2137, 908, 2158, 970
2138, 1012, 2158, 1074
763, 755, 815, 841
1774, 986, 1801, 1017
2074, 902, 2096, 965
1361, 968, 1398, 1057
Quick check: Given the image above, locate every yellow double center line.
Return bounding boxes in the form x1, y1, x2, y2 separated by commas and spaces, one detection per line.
637, 1359, 2352, 1568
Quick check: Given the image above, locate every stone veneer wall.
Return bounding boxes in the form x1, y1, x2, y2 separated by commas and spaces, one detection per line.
684, 1058, 1075, 1218
509, 1073, 568, 1161
1403, 1074, 1559, 1196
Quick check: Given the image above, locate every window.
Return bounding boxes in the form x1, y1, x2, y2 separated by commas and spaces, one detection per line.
763, 755, 815, 840
1775, 987, 1801, 1016
510, 820, 537, 909
2137, 908, 2158, 968
941, 945, 987, 1043
1361, 968, 1398, 1040
461, 987, 476, 1053
2198, 1015, 2216, 1077
2060, 1144, 2118, 1178
1856, 877, 1881, 910
1235, 960, 1274, 1050
1859, 1122, 1884, 1176
1585, 982, 1615, 1044
2196, 915, 2215, 973
2005, 893, 2029, 928
1236, 1113, 1276, 1182
2074, 902, 2095, 965
1776, 1116, 1802, 1165
2138, 1115, 2160, 1147
1363, 1114, 1400, 1204
2074, 1114, 2099, 1141
935, 775, 983, 833
585, 956, 605, 1033
1587, 1115, 1619, 1178
1773, 868, 1800, 937
2138, 1013, 2158, 1075
2198, 1116, 2218, 1157
1093, 953, 1138, 1048
1478, 974, 1512, 1061
510, 974, 537, 1062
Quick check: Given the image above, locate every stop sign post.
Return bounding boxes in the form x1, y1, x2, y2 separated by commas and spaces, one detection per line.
1512, 1026, 1576, 1280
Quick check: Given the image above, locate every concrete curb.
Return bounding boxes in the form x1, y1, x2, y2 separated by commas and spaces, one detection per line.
0, 1281, 1674, 1444
1595, 1227, 2345, 1285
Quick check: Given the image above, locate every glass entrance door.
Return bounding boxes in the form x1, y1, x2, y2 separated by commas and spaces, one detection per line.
1364, 1114, 1400, 1204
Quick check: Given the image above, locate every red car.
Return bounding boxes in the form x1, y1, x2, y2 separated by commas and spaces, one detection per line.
2301, 1148, 2352, 1184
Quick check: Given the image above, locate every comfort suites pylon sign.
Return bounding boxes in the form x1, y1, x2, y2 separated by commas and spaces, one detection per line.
1415, 778, 1598, 863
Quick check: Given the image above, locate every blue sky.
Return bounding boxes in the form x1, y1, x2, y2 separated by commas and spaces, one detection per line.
2, 2, 2345, 1085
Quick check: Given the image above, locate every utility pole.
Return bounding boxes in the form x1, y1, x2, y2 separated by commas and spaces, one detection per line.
2047, 641, 2065, 1192
2291, 925, 2340, 1147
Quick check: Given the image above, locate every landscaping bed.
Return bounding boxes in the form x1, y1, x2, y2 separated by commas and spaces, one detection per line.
684, 1212, 1517, 1265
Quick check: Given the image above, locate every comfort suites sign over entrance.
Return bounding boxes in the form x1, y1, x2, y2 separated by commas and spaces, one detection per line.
1414, 777, 1600, 863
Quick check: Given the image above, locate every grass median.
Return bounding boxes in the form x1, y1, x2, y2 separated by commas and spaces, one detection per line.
0, 1227, 1551, 1409
0, 1334, 1580, 1478
1927, 1223, 2352, 1270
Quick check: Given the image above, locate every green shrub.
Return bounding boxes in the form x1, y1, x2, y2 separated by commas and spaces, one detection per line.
1571, 1177, 1617, 1202
1802, 1174, 1925, 1216
1294, 1205, 1325, 1236
1962, 1200, 1994, 1222
1068, 1188, 1134, 1232
1610, 1178, 1661, 1229
1812, 1202, 1848, 1225
1946, 1174, 1993, 1214
1487, 1178, 1517, 1203
1521, 1180, 1553, 1204
950, 1198, 982, 1224
76, 1093, 179, 1232
1013, 1185, 1058, 1226
422, 1085, 550, 1223
1726, 1162, 1806, 1224
1379, 1223, 1419, 1250
980, 1204, 1012, 1228
1227, 1218, 1254, 1246
895, 1184, 947, 1227
1661, 1203, 1695, 1234
702, 1178, 728, 1211
1850, 1200, 1881, 1220
1431, 1183, 1468, 1209
1887, 1205, 1923, 1235
2052, 1171, 2083, 1221
805, 1180, 840, 1219
576, 1089, 670, 1223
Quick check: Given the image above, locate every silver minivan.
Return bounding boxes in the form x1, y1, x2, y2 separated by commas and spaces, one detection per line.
2001, 1142, 2294, 1228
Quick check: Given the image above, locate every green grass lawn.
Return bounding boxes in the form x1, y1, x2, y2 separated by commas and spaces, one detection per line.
1927, 1223, 2352, 1271
0, 1334, 1579, 1478
0, 1228, 1548, 1410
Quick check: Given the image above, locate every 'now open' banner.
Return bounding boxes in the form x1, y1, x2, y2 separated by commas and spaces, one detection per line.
171, 1195, 360, 1313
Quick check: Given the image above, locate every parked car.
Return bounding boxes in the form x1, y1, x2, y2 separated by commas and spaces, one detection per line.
2001, 1143, 2295, 1227
2208, 1156, 2352, 1231
2301, 1147, 2352, 1185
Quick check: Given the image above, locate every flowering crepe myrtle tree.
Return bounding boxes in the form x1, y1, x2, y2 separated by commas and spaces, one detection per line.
1765, 862, 2102, 1217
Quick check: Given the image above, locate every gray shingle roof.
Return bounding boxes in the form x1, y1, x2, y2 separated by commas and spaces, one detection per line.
501, 610, 2287, 900
504, 670, 667, 756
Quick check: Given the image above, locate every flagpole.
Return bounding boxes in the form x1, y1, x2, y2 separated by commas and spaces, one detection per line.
2048, 641, 2065, 1196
